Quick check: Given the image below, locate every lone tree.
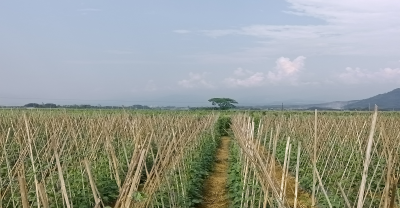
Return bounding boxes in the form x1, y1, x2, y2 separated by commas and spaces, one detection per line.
208, 98, 238, 110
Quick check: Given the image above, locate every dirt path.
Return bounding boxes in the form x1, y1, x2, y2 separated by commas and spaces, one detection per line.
198, 136, 230, 208
257, 145, 313, 208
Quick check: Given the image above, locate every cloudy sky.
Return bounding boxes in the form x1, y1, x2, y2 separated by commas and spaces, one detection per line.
0, 0, 399, 106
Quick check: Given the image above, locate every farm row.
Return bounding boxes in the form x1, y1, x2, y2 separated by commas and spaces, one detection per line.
227, 110, 399, 208
0, 109, 399, 208
0, 110, 222, 207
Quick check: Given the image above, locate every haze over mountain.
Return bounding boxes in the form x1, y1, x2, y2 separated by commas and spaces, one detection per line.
254, 88, 400, 110
343, 88, 400, 110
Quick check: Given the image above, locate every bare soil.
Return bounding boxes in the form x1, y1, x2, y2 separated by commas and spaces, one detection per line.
198, 136, 230, 208
257, 145, 313, 208
197, 136, 312, 208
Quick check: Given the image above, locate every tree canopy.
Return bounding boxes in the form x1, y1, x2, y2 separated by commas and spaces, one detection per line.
208, 98, 238, 110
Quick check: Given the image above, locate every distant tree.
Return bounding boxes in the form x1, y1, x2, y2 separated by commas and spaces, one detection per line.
131, 104, 151, 109
208, 98, 238, 110
43, 103, 57, 108
24, 103, 41, 108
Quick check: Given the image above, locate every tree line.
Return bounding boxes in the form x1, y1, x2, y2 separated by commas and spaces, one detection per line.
20, 98, 239, 110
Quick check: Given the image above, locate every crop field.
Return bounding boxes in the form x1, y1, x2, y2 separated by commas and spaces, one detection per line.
0, 108, 399, 208
229, 110, 400, 208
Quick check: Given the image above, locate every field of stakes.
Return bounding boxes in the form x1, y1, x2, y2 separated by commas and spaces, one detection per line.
0, 108, 399, 208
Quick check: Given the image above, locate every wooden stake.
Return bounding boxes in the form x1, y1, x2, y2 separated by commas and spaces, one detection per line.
84, 159, 102, 207
283, 143, 292, 203
312, 109, 317, 207
294, 141, 301, 208
357, 105, 378, 208
37, 182, 49, 208
313, 167, 332, 208
55, 151, 71, 208
383, 153, 393, 207
389, 177, 398, 208
24, 115, 41, 208
337, 182, 351, 208
17, 167, 29, 208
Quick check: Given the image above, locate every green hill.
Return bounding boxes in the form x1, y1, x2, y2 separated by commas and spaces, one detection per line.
344, 88, 400, 110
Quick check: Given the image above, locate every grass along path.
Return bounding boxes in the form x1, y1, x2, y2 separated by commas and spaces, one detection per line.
198, 136, 230, 208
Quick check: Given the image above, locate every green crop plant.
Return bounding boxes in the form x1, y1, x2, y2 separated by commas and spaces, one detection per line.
226, 111, 399, 208
251, 110, 400, 208
216, 115, 232, 136
227, 140, 244, 208
0, 109, 220, 208
1, 108, 398, 208
146, 118, 219, 208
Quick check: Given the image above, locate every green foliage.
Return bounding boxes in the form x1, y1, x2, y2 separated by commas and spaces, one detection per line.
151, 129, 219, 208
216, 115, 231, 136
186, 138, 218, 207
208, 98, 238, 110
227, 141, 243, 208
256, 111, 400, 208
96, 176, 119, 206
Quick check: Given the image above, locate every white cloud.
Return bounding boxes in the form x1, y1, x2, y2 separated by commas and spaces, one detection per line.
224, 68, 265, 87
198, 0, 399, 57
275, 56, 305, 76
338, 67, 400, 84
224, 56, 306, 87
173, 30, 191, 34
265, 56, 306, 84
178, 72, 214, 89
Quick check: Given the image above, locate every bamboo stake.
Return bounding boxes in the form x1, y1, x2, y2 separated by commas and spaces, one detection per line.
313, 167, 332, 208
280, 137, 290, 201
54, 151, 71, 208
37, 182, 49, 208
83, 159, 102, 207
280, 137, 291, 201
17, 165, 29, 208
283, 143, 291, 204
24, 115, 41, 208
124, 148, 147, 208
337, 182, 351, 208
312, 109, 317, 207
357, 105, 378, 208
294, 141, 301, 208
383, 153, 393, 207
389, 177, 398, 208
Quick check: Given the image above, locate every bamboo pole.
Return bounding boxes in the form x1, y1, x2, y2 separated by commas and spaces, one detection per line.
83, 159, 102, 207
312, 109, 317, 207
294, 141, 301, 208
37, 182, 49, 208
283, 143, 291, 204
24, 115, 41, 208
357, 105, 378, 208
313, 167, 332, 208
17, 165, 29, 208
280, 137, 290, 201
337, 182, 351, 208
55, 151, 71, 208
383, 153, 393, 207
389, 177, 398, 208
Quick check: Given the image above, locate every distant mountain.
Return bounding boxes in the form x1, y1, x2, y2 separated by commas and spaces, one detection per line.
297, 100, 358, 110
246, 88, 400, 111
343, 88, 400, 110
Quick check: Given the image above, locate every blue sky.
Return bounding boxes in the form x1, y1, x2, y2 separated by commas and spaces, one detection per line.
0, 0, 399, 106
